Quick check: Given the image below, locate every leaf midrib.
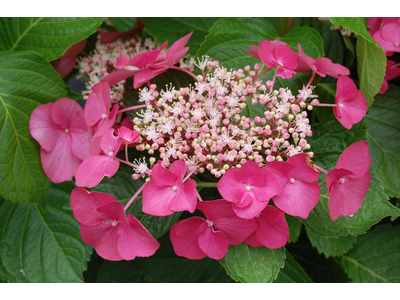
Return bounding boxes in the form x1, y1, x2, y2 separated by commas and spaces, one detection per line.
10, 18, 44, 51
341, 254, 389, 282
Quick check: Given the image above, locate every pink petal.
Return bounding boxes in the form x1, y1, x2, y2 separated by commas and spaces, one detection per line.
336, 141, 371, 178
80, 222, 123, 261
246, 44, 261, 61
102, 70, 137, 87
61, 40, 87, 59
151, 162, 177, 189
265, 161, 295, 196
70, 188, 117, 226
170, 178, 197, 213
276, 68, 296, 79
244, 232, 263, 247
84, 81, 111, 127
235, 161, 264, 186
74, 155, 120, 188
297, 44, 316, 71
142, 180, 175, 216
231, 197, 269, 219
40, 135, 82, 183
70, 129, 91, 160
381, 22, 400, 46
372, 30, 398, 54
252, 168, 279, 201
274, 44, 298, 70
168, 160, 187, 181
326, 168, 354, 194
30, 103, 63, 152
53, 57, 76, 78
273, 180, 320, 219
217, 168, 246, 203
328, 170, 371, 221
170, 217, 208, 259
133, 67, 168, 89
115, 47, 132, 69
197, 200, 258, 245
167, 32, 193, 59
256, 206, 289, 249
258, 40, 276, 68
99, 128, 122, 157
96, 201, 129, 226
314, 57, 337, 77
92, 104, 120, 138
287, 153, 320, 183
198, 226, 228, 260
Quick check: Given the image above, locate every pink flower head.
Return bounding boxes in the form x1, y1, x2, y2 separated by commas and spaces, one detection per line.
170, 200, 258, 260
379, 60, 400, 94
217, 160, 279, 219
252, 40, 298, 79
334, 76, 367, 130
368, 17, 400, 36
51, 39, 87, 78
71, 188, 159, 261
114, 32, 193, 89
377, 22, 400, 55
84, 80, 119, 138
326, 141, 371, 221
142, 160, 197, 216
296, 44, 349, 78
75, 128, 122, 188
29, 98, 91, 183
244, 205, 290, 249
268, 154, 320, 219
117, 126, 142, 145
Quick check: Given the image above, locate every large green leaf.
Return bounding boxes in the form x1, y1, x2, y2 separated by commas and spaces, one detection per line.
219, 243, 285, 283
302, 117, 400, 237
91, 168, 181, 240
365, 84, 400, 198
273, 250, 312, 283
356, 36, 386, 107
0, 51, 68, 207
0, 17, 106, 61
339, 223, 400, 283
286, 215, 303, 244
0, 184, 92, 283
329, 17, 371, 42
306, 226, 357, 258
108, 17, 136, 32
141, 17, 220, 56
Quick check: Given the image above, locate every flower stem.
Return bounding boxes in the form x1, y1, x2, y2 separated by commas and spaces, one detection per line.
314, 164, 329, 175
196, 182, 218, 188
118, 104, 148, 114
196, 190, 203, 202
254, 67, 272, 80
306, 71, 316, 89
124, 182, 147, 211
312, 103, 337, 107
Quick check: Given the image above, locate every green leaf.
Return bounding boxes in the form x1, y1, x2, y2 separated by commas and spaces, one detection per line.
0, 17, 106, 61
279, 26, 324, 59
306, 226, 357, 258
0, 51, 68, 207
356, 36, 386, 107
0, 185, 92, 283
287, 242, 350, 282
339, 223, 400, 282
329, 17, 372, 43
197, 17, 277, 70
273, 250, 312, 283
303, 117, 400, 237
108, 17, 136, 32
219, 243, 285, 283
141, 17, 220, 56
365, 84, 400, 198
91, 168, 181, 240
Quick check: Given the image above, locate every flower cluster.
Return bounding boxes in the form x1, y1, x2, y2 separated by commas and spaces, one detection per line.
29, 32, 371, 262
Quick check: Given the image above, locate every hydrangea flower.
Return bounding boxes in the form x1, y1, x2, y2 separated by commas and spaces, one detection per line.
244, 205, 290, 249
142, 160, 197, 216
71, 188, 159, 261
75, 128, 121, 188
326, 141, 371, 221
334, 76, 367, 129
29, 98, 91, 183
217, 161, 279, 219
170, 200, 258, 260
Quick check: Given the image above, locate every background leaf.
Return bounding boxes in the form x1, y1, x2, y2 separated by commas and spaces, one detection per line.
339, 223, 400, 282
219, 243, 285, 283
108, 17, 136, 32
0, 183, 92, 283
0, 51, 68, 207
273, 250, 312, 283
365, 84, 400, 198
0, 17, 106, 61
141, 17, 220, 56
305, 227, 357, 258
